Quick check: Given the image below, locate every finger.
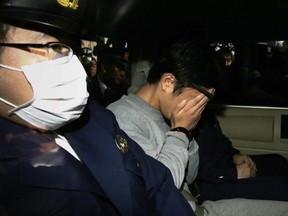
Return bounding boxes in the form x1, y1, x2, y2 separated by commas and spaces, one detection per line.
185, 93, 209, 111
172, 99, 187, 115
242, 155, 252, 165
209, 88, 216, 94
247, 157, 256, 169
197, 93, 210, 104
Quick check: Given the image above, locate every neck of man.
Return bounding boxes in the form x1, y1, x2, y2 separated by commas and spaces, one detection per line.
134, 83, 161, 110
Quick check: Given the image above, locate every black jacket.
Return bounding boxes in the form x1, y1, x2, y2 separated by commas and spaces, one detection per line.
194, 108, 240, 184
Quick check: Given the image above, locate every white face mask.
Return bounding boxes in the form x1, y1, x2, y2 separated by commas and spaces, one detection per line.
0, 55, 89, 130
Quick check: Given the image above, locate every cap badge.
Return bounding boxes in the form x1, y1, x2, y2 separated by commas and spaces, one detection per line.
115, 135, 129, 154
57, 0, 79, 10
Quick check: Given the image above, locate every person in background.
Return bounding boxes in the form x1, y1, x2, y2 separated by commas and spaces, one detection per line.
78, 47, 100, 101
0, 1, 196, 215
89, 57, 97, 77
199, 46, 288, 203
95, 49, 130, 106
108, 38, 288, 216
193, 106, 288, 204
212, 45, 246, 105
216, 46, 234, 67
85, 57, 100, 101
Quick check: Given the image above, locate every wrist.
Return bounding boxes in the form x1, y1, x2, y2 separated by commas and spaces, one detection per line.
170, 127, 193, 141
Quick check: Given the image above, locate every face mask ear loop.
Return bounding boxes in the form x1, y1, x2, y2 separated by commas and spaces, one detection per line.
9, 99, 35, 114
0, 64, 22, 72
0, 64, 34, 114
0, 98, 17, 108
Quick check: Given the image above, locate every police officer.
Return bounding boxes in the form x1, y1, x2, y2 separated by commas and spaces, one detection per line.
0, 1, 194, 215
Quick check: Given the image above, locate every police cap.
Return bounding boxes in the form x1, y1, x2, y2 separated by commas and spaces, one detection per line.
0, 0, 87, 35
97, 47, 129, 70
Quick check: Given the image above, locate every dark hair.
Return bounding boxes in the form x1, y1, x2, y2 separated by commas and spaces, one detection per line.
147, 38, 219, 95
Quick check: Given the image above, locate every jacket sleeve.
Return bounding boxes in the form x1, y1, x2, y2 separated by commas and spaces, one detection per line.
195, 109, 240, 183
197, 157, 238, 183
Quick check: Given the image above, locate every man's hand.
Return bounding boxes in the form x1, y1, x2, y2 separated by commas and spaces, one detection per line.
233, 154, 257, 170
170, 93, 208, 131
234, 154, 257, 179
236, 163, 257, 179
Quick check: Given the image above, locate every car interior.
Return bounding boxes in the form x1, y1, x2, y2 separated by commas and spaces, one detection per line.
81, 0, 288, 159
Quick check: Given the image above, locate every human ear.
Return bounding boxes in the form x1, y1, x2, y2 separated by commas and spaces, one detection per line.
161, 73, 175, 93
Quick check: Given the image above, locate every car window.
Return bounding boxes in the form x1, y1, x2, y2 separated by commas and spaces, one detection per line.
211, 41, 288, 108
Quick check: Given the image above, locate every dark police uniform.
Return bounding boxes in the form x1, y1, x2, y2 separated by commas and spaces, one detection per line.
0, 102, 195, 216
